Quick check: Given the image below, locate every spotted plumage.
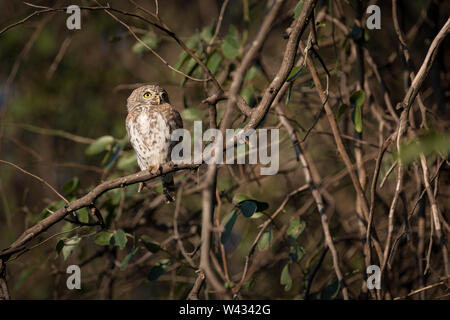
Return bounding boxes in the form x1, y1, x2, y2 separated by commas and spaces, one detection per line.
126, 84, 183, 202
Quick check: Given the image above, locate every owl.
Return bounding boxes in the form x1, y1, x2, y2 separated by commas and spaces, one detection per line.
126, 84, 183, 202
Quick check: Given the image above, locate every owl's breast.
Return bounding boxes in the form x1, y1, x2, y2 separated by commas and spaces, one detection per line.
126, 107, 172, 170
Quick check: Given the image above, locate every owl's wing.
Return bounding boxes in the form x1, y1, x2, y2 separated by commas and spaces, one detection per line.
171, 108, 183, 130
159, 103, 183, 130
125, 112, 132, 137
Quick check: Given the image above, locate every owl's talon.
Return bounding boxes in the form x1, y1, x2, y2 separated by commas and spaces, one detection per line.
147, 164, 161, 173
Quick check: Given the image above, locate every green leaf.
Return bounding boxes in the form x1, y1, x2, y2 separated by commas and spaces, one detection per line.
350, 25, 363, 40
239, 200, 258, 218
285, 82, 293, 105
244, 66, 260, 81
280, 263, 292, 291
132, 32, 160, 54
350, 90, 365, 133
94, 231, 114, 246
289, 244, 305, 263
148, 259, 171, 281
232, 194, 252, 203
59, 221, 77, 239
103, 145, 120, 169
221, 26, 240, 59
173, 34, 200, 77
221, 209, 238, 244
56, 239, 65, 254
77, 207, 89, 224
286, 217, 306, 241
294, 0, 305, 19
14, 268, 35, 290
140, 235, 161, 253
233, 194, 269, 217
62, 177, 79, 195
35, 199, 65, 224
240, 86, 255, 107
186, 33, 201, 49
305, 247, 325, 273
32, 210, 50, 225
398, 131, 450, 164
350, 90, 365, 109
111, 229, 127, 250
336, 104, 349, 121
249, 212, 265, 219
117, 153, 137, 170
85, 136, 115, 155
62, 237, 81, 260
120, 247, 139, 270
243, 276, 255, 290
286, 65, 304, 82
320, 279, 340, 300
181, 57, 200, 86
182, 108, 202, 122
174, 51, 190, 75
106, 188, 122, 206
181, 41, 204, 86
364, 29, 370, 42
352, 104, 363, 133
258, 228, 273, 251
201, 25, 213, 43
206, 51, 222, 75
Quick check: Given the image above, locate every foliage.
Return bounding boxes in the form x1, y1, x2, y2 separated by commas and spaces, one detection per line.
0, 0, 448, 301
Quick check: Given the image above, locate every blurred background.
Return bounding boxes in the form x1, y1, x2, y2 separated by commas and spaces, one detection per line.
0, 0, 449, 299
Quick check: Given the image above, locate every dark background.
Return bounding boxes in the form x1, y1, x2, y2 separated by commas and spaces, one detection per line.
0, 0, 449, 299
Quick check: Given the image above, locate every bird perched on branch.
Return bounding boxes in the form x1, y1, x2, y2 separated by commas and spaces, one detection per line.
126, 84, 183, 202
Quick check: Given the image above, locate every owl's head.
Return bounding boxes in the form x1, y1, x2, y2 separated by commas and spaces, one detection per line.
127, 84, 170, 112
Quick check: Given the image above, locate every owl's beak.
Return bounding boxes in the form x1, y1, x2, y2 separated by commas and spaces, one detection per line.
156, 96, 161, 104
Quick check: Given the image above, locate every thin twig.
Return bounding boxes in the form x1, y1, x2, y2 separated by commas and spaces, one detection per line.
0, 159, 68, 203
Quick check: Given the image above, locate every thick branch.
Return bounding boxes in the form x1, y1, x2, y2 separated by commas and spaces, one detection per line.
1, 162, 198, 259
220, 0, 286, 129
244, 0, 317, 130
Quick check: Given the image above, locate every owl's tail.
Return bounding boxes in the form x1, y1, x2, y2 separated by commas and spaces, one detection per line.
160, 173, 176, 203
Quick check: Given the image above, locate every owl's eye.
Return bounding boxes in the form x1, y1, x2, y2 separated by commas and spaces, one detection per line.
143, 92, 152, 98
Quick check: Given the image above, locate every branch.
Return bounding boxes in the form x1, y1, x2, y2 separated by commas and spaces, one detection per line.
206, 0, 230, 53
0, 162, 198, 260
233, 184, 309, 295
277, 103, 350, 299
199, 162, 230, 297
0, 159, 68, 203
0, 261, 9, 300
212, 0, 317, 163
243, 0, 317, 130
220, 0, 286, 129
380, 17, 450, 289
398, 17, 450, 111
100, 4, 206, 82
302, 40, 385, 265
187, 270, 205, 300
126, 0, 226, 97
